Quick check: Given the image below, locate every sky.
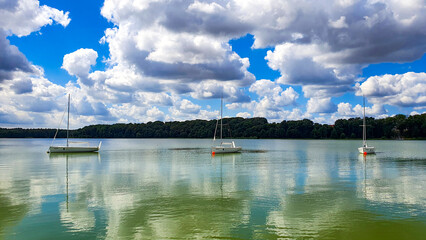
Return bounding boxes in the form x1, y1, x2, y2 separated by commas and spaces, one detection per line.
1, 0, 426, 129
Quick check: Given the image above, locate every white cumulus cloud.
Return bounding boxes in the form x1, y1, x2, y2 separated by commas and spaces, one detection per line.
333, 101, 387, 120
236, 112, 251, 118
62, 48, 98, 86
357, 72, 426, 108
0, 0, 70, 37
307, 97, 337, 113
249, 79, 299, 107
99, 0, 254, 98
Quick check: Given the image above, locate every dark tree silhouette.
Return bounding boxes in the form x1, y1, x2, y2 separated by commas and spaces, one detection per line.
1, 114, 425, 139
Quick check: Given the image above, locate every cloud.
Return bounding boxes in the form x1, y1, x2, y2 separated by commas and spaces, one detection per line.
302, 84, 353, 99
226, 103, 240, 110
265, 42, 360, 99
249, 79, 299, 108
2, 0, 426, 127
177, 99, 201, 114
146, 34, 228, 65
159, 0, 251, 37
357, 72, 426, 108
62, 48, 98, 86
10, 78, 33, 94
333, 102, 387, 120
146, 106, 165, 122
306, 97, 337, 113
89, 65, 165, 96
0, 72, 66, 127
238, 99, 308, 122
0, 0, 70, 37
0, 0, 70, 83
249, 79, 277, 96
69, 94, 109, 117
267, 43, 338, 85
167, 98, 218, 121
246, 107, 311, 122
336, 102, 358, 118
168, 99, 201, 117
258, 0, 426, 103
62, 49, 98, 77
0, 31, 34, 82
329, 16, 348, 29
95, 0, 426, 123
0, 0, 19, 10
21, 98, 59, 112
99, 0, 254, 97
136, 92, 173, 106
236, 112, 251, 118
107, 103, 146, 123
0, 0, 202, 127
189, 80, 251, 103
286, 108, 311, 121
410, 111, 426, 116
0, 0, 73, 126
188, 1, 225, 14
241, 0, 426, 64
219, 79, 303, 122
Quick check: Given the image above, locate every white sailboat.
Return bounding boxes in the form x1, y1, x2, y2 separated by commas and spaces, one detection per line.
48, 94, 101, 153
358, 97, 375, 154
212, 97, 241, 154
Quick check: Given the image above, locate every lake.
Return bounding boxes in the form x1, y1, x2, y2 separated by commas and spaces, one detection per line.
0, 138, 425, 239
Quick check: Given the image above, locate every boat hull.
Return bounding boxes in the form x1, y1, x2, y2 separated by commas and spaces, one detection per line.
48, 146, 99, 153
212, 146, 242, 154
358, 146, 375, 154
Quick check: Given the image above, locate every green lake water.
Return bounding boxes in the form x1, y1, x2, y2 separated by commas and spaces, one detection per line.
0, 138, 425, 239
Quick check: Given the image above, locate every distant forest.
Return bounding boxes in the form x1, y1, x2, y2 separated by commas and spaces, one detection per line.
1, 113, 425, 139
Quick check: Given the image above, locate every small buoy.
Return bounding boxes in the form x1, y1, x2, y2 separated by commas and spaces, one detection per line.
363, 152, 367, 156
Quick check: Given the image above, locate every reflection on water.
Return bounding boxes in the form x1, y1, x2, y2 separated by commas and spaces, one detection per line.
0, 139, 425, 239
56, 153, 99, 233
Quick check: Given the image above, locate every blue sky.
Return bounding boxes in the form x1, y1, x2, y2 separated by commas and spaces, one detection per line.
1, 0, 425, 128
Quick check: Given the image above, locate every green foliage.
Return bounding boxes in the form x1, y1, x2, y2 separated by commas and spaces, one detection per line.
1, 114, 425, 139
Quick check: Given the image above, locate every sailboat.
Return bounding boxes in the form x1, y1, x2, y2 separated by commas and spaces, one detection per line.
47, 94, 101, 153
211, 97, 241, 154
358, 97, 375, 154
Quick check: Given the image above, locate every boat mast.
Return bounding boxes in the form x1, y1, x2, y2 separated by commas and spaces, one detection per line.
220, 95, 223, 140
362, 96, 366, 147
67, 94, 70, 147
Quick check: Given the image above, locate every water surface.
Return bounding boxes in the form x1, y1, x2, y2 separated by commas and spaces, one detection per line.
0, 139, 425, 239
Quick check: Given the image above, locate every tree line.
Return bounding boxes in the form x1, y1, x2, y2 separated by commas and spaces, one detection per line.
1, 113, 425, 139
